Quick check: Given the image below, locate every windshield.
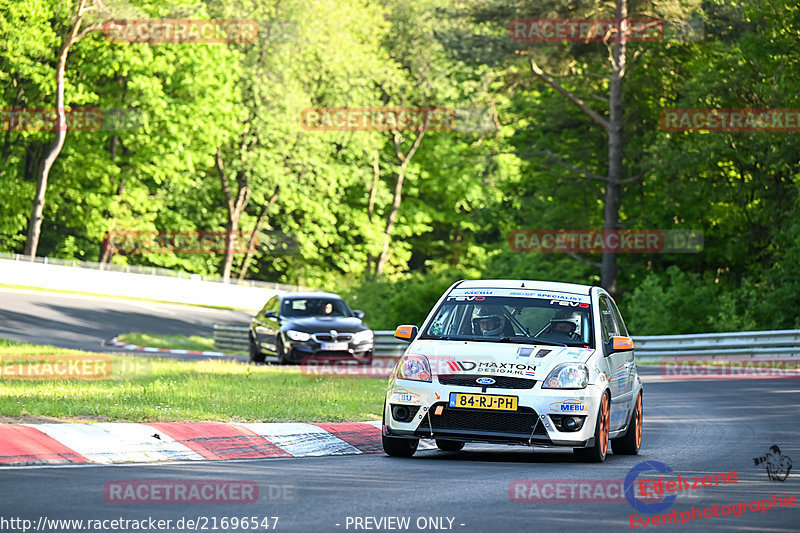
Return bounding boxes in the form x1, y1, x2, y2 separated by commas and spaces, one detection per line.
281, 298, 351, 318
420, 290, 593, 348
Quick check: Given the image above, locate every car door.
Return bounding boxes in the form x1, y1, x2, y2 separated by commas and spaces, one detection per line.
598, 294, 632, 430
609, 297, 636, 420
253, 296, 280, 354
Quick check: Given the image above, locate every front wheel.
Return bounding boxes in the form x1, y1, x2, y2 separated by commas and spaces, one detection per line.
574, 392, 610, 463
275, 336, 291, 365
611, 392, 643, 455
382, 434, 419, 457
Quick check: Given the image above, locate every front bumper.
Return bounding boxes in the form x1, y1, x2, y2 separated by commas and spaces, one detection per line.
384, 377, 604, 447
286, 339, 373, 361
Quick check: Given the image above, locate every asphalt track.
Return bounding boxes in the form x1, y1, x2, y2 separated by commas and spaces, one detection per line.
1, 373, 798, 532
1, 290, 798, 532
0, 288, 251, 353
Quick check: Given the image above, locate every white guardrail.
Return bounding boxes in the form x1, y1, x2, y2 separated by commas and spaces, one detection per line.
213, 327, 800, 359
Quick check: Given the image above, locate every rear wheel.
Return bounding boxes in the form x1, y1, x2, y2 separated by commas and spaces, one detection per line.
574, 392, 610, 463
611, 392, 643, 455
435, 439, 464, 452
248, 333, 266, 363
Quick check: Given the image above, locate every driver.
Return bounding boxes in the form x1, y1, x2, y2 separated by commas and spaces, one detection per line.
548, 312, 581, 339
472, 308, 505, 336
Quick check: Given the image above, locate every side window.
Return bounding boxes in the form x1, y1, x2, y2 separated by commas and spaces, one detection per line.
598, 295, 619, 342
267, 296, 279, 315
609, 298, 629, 337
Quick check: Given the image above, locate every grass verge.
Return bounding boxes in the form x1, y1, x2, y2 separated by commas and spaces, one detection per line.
0, 338, 384, 423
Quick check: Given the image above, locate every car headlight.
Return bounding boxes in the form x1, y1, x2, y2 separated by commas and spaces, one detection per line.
351, 330, 373, 344
542, 363, 589, 389
395, 354, 432, 382
285, 330, 310, 342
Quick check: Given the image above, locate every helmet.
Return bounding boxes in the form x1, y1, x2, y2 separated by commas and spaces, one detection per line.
549, 313, 581, 338
473, 310, 505, 336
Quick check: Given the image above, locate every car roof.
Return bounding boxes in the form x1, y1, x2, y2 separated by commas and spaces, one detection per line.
280, 292, 343, 300
454, 279, 594, 296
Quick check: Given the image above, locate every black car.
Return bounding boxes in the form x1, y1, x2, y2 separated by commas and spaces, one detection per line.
248, 292, 374, 364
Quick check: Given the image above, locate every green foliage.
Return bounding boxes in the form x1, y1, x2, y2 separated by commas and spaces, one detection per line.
1, 0, 799, 335
344, 271, 469, 330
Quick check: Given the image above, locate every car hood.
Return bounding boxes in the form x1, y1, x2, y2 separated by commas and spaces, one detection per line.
406, 339, 595, 380
282, 316, 367, 333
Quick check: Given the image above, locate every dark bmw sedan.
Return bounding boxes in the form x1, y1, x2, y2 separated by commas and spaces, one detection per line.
248, 292, 374, 364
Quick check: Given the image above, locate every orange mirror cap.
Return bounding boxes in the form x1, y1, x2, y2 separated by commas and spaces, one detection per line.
395, 325, 414, 339
612, 336, 634, 350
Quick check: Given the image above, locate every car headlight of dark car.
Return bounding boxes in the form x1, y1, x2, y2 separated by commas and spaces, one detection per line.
350, 330, 373, 344
285, 330, 311, 342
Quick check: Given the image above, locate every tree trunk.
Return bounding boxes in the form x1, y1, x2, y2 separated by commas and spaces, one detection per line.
374, 131, 425, 276
367, 150, 380, 223
601, 0, 628, 295
24, 0, 89, 258
99, 134, 124, 267
366, 151, 381, 273
236, 187, 279, 282
216, 147, 250, 282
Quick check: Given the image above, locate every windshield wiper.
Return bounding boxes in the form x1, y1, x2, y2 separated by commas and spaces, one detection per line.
527, 338, 568, 347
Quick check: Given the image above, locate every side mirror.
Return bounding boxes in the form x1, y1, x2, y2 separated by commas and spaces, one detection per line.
394, 324, 418, 342
609, 336, 634, 353
352, 310, 365, 319
264, 310, 277, 318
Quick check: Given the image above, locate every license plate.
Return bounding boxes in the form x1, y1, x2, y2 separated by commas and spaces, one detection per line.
320, 342, 349, 351
448, 392, 518, 411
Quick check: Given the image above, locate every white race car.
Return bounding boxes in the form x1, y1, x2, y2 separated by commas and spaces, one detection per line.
382, 279, 643, 462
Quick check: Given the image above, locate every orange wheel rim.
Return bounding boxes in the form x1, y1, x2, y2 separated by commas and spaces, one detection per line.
600, 394, 609, 456
635, 394, 643, 448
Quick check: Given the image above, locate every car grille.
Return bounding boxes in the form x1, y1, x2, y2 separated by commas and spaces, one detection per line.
438, 374, 536, 389
312, 333, 353, 342
415, 402, 548, 441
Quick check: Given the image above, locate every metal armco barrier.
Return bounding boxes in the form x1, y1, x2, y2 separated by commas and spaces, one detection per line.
213, 324, 250, 352
633, 329, 800, 360
213, 326, 800, 360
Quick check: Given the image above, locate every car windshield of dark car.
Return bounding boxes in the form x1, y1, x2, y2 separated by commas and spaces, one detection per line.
420, 294, 593, 348
281, 298, 350, 318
